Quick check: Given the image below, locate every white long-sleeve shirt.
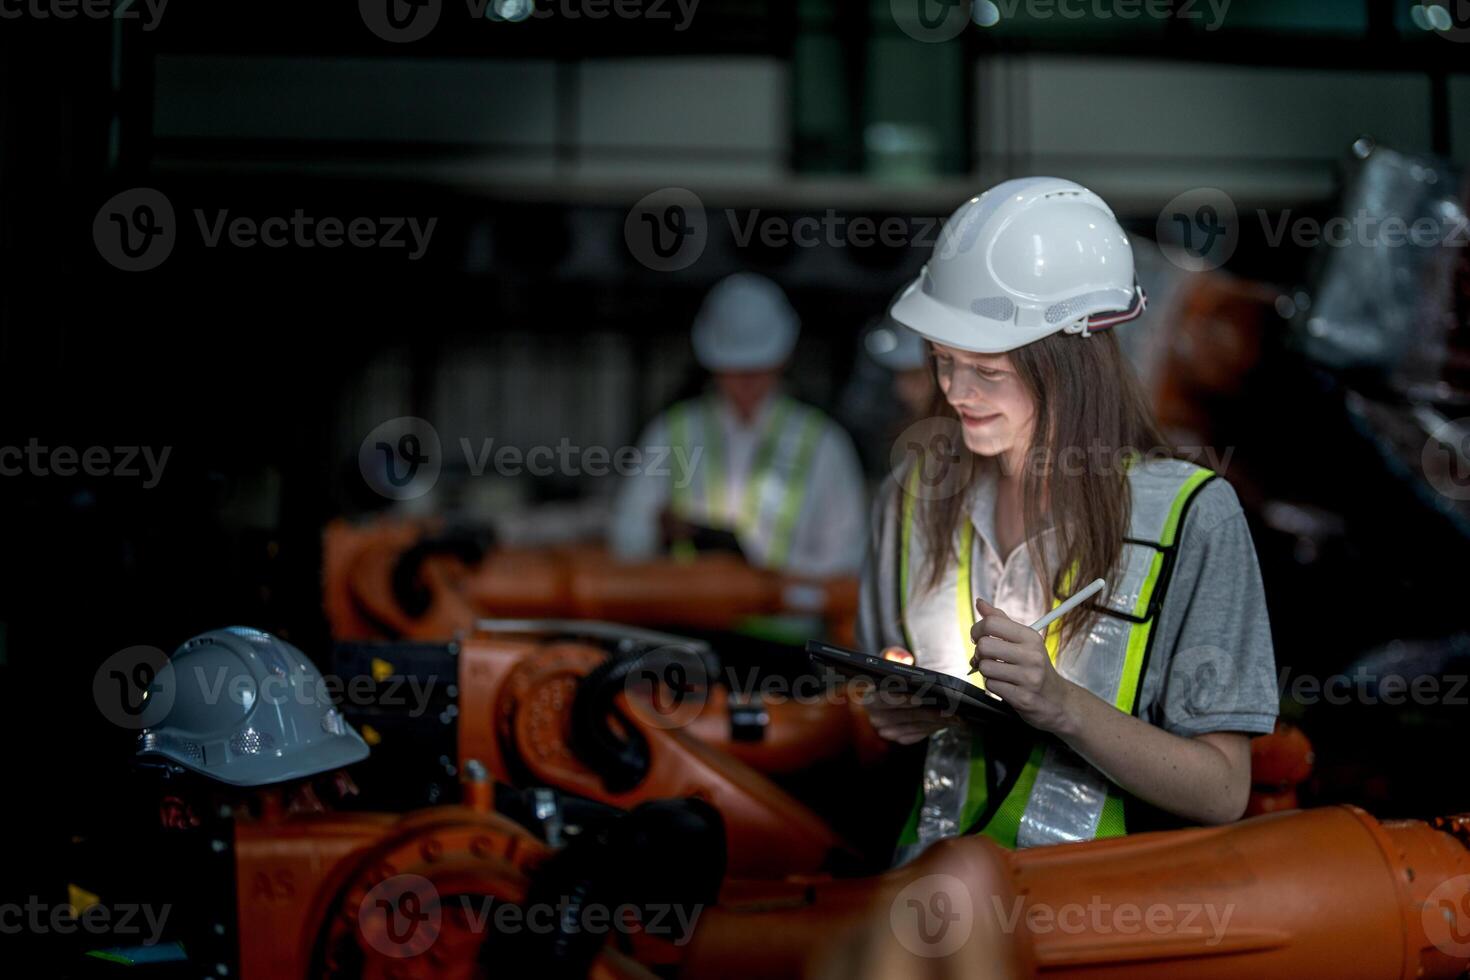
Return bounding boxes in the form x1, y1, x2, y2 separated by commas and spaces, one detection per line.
610, 391, 867, 579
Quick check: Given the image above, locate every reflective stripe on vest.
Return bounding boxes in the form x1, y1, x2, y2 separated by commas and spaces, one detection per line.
895, 459, 1216, 852
667, 395, 825, 570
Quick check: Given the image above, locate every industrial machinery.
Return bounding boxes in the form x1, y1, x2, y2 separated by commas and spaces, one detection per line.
334, 626, 870, 878
230, 790, 714, 980
221, 798, 1470, 980
322, 518, 860, 645
675, 806, 1470, 979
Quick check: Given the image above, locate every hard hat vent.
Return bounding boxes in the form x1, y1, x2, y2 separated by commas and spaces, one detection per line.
1045, 291, 1116, 325
971, 297, 1016, 322
139, 731, 203, 764
229, 727, 275, 757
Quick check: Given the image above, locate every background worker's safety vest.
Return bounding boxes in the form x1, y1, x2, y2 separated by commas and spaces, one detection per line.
666, 395, 826, 571
894, 458, 1217, 860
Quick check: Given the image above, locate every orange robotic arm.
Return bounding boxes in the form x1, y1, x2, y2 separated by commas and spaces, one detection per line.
677, 805, 1470, 980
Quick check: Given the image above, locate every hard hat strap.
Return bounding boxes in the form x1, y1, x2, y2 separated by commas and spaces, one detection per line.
1083, 281, 1148, 334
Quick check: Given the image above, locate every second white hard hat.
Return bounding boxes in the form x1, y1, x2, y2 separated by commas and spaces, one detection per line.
692, 273, 800, 371
864, 320, 929, 372
890, 177, 1145, 354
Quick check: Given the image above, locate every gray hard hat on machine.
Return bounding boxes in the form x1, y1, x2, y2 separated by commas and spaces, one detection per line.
135, 626, 368, 786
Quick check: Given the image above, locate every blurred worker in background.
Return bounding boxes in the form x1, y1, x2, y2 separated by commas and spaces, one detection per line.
859, 178, 1278, 861
611, 273, 867, 578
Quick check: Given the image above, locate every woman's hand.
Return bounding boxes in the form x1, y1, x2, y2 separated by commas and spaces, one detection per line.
969, 598, 1078, 734
863, 647, 964, 745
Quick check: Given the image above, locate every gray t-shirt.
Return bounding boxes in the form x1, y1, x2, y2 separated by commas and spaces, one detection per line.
857, 471, 1279, 738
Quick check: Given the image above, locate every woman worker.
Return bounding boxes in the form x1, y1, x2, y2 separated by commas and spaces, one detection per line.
859, 178, 1279, 861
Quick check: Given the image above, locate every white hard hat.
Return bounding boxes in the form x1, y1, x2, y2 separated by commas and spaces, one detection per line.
864, 320, 929, 372
890, 177, 1146, 354
691, 273, 799, 371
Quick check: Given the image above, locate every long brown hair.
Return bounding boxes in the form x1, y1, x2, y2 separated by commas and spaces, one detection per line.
917, 330, 1169, 650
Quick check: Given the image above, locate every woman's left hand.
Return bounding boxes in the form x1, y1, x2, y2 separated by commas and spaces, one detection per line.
969, 598, 1077, 734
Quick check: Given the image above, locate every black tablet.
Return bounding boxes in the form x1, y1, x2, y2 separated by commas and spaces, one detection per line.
805, 640, 1022, 727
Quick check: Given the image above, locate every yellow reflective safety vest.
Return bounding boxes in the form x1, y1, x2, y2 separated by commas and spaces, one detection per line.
894, 457, 1217, 857
666, 395, 826, 571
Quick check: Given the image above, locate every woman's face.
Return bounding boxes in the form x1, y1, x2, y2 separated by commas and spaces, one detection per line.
931, 341, 1036, 461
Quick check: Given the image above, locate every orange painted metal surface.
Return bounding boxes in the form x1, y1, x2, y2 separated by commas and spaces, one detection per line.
232, 797, 659, 980
324, 518, 437, 642
1245, 720, 1315, 817
233, 803, 544, 980
456, 633, 855, 878
681, 686, 859, 775
324, 520, 859, 643
678, 805, 1470, 980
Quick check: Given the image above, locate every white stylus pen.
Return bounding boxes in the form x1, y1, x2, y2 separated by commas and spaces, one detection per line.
1027, 577, 1107, 633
